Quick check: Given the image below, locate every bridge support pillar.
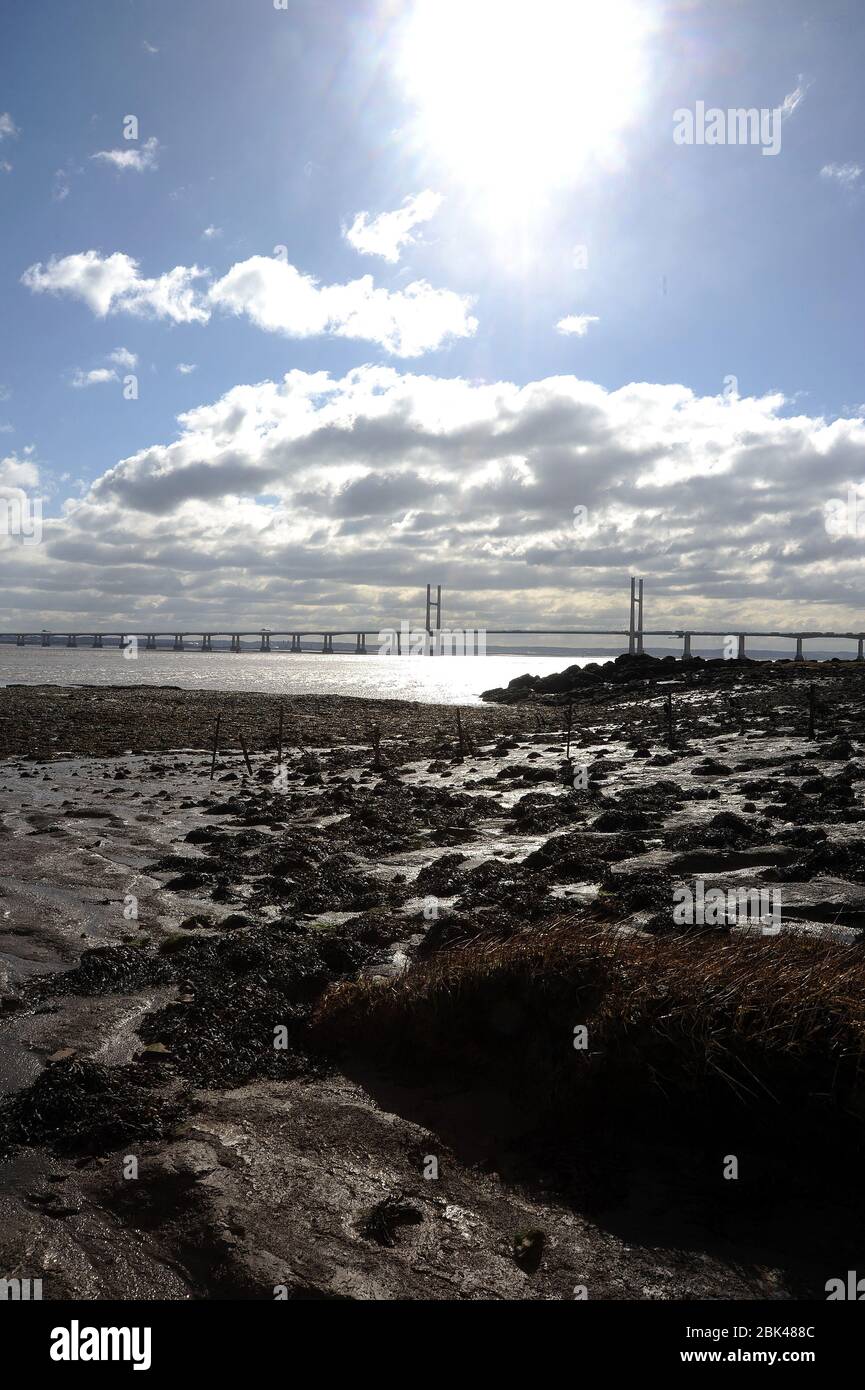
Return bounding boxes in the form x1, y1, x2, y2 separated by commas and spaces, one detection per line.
858, 637, 864, 663
260, 632, 271, 652
230, 634, 240, 652
202, 634, 212, 651
737, 633, 746, 660
91, 634, 102, 648
173, 633, 184, 651
321, 634, 333, 653
795, 637, 804, 662
15, 633, 24, 646
144, 634, 156, 650
682, 632, 692, 659
41, 632, 50, 646
66, 634, 77, 647
355, 632, 367, 653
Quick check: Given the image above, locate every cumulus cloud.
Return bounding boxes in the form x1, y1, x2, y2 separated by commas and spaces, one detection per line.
71, 367, 118, 388
0, 365, 841, 632
22, 251, 210, 323
202, 225, 222, 239
0, 448, 38, 490
0, 112, 18, 140
210, 255, 476, 355
108, 346, 138, 369
69, 347, 137, 388
344, 190, 443, 262
177, 362, 197, 374
91, 135, 160, 172
556, 314, 599, 336
23, 249, 477, 355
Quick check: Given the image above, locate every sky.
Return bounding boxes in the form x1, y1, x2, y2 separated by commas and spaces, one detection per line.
1, 0, 865, 636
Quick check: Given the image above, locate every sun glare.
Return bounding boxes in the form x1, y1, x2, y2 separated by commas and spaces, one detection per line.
397, 0, 653, 217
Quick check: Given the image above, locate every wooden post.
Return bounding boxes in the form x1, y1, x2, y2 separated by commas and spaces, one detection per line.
664, 691, 674, 748
456, 708, 465, 758
565, 700, 574, 761
277, 709, 284, 766
209, 714, 221, 780
370, 724, 383, 772
628, 578, 636, 655
239, 733, 254, 776
808, 683, 816, 740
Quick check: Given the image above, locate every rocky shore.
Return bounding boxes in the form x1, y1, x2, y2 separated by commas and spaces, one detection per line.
1, 665, 864, 1299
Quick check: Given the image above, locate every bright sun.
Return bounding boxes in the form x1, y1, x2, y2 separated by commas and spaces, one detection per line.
397, 0, 654, 216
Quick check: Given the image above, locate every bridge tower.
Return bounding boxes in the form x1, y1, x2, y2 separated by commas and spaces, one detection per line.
425, 583, 442, 656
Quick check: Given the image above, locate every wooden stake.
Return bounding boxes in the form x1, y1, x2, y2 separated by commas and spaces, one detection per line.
239, 732, 254, 776
456, 708, 465, 758
565, 701, 574, 761
664, 691, 674, 748
370, 723, 383, 771
209, 714, 221, 780
277, 708, 284, 766
808, 683, 816, 740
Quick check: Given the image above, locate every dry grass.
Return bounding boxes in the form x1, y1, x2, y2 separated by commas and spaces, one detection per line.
313, 923, 865, 1132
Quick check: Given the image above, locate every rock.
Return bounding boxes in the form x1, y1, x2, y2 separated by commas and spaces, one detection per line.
514, 1228, 545, 1273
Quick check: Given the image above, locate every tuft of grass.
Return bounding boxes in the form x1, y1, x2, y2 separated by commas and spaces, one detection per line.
313, 922, 865, 1135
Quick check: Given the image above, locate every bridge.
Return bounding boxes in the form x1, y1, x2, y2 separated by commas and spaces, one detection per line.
1, 579, 863, 661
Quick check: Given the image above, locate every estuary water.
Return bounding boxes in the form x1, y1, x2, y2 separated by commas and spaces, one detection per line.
0, 645, 601, 706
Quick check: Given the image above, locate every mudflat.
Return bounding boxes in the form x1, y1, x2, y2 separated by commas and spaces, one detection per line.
1, 664, 864, 1299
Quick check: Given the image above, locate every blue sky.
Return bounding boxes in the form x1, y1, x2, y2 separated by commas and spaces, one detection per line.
1, 0, 865, 632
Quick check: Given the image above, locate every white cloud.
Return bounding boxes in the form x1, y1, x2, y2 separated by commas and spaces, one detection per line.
0, 160, 12, 174
0, 448, 39, 490
780, 80, 809, 121
52, 168, 71, 201
91, 136, 160, 172
0, 112, 18, 141
344, 190, 443, 262
22, 251, 210, 323
5, 368, 865, 632
71, 367, 118, 389
143, 40, 159, 54
821, 162, 862, 188
22, 248, 474, 354
177, 363, 197, 374
556, 314, 599, 337
108, 347, 138, 369
202, 225, 222, 239
209, 255, 476, 355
